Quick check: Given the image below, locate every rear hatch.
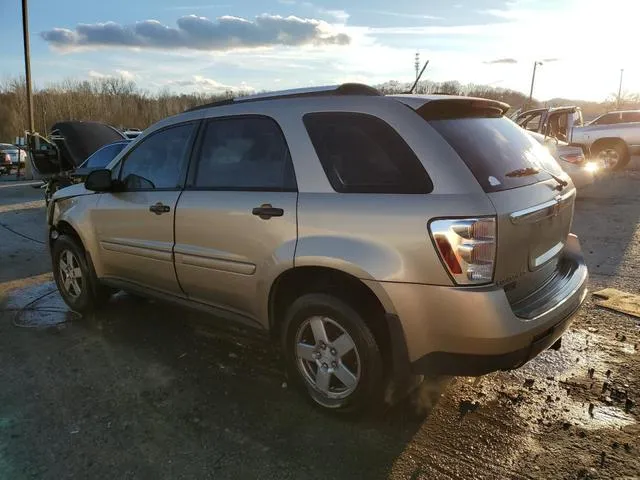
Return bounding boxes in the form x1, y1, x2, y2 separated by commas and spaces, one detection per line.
416, 98, 575, 303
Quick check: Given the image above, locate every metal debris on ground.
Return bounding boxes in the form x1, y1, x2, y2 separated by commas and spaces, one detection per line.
592, 288, 640, 319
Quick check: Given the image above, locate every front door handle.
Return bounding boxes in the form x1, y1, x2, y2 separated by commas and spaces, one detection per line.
252, 204, 284, 219
149, 202, 171, 215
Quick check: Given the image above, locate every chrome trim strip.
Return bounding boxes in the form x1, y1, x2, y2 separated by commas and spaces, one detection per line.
510, 190, 575, 225
510, 199, 558, 224
532, 241, 564, 268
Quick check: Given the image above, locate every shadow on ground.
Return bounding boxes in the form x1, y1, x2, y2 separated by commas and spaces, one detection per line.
0, 284, 446, 479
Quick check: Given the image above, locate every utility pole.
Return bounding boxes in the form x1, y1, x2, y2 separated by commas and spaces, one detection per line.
21, 0, 34, 179
527, 61, 542, 111
617, 68, 624, 109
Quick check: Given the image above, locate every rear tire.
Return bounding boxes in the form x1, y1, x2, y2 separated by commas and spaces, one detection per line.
52, 234, 112, 314
281, 293, 384, 415
593, 141, 629, 171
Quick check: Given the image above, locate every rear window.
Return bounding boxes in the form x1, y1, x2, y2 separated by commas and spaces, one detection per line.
427, 116, 562, 192
303, 112, 432, 194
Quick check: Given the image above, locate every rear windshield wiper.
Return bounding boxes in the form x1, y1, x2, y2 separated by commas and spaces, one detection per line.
505, 167, 568, 190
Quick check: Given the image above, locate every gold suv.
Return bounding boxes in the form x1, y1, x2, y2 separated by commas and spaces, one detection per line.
48, 84, 588, 413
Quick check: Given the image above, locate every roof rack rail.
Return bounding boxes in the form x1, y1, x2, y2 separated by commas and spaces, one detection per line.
185, 83, 380, 113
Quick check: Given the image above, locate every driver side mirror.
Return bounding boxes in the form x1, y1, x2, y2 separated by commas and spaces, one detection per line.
85, 169, 113, 192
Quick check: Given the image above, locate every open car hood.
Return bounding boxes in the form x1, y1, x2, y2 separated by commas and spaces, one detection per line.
33, 121, 126, 176
51, 121, 126, 169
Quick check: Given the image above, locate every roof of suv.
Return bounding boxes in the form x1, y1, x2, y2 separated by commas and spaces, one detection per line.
184, 83, 510, 116
602, 110, 640, 114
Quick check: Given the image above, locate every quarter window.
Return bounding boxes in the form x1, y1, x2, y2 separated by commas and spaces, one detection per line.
303, 112, 432, 194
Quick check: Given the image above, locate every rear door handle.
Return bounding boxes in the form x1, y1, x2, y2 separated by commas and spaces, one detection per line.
252, 204, 284, 219
149, 202, 171, 215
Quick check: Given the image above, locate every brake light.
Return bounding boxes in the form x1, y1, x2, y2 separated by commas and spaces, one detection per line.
559, 153, 585, 164
435, 237, 462, 274
430, 217, 497, 285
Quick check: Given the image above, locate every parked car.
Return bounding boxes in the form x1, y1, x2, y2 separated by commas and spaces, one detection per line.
515, 106, 640, 170
587, 110, 640, 126
527, 131, 598, 188
48, 84, 588, 414
34, 121, 127, 204
0, 143, 26, 174
70, 140, 131, 181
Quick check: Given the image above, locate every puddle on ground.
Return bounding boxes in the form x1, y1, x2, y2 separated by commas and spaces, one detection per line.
1, 279, 79, 328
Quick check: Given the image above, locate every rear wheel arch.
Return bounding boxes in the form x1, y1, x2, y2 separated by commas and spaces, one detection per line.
268, 267, 392, 362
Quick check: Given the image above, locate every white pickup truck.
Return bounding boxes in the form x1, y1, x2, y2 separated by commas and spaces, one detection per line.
515, 107, 640, 170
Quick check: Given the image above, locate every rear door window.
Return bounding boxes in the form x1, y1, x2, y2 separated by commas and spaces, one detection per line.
193, 116, 296, 191
428, 115, 562, 192
303, 112, 432, 194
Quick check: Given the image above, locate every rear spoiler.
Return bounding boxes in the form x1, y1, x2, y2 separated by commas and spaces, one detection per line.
417, 98, 510, 120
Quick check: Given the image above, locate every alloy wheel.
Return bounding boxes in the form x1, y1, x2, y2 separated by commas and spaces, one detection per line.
598, 148, 620, 170
294, 316, 361, 402
58, 249, 83, 299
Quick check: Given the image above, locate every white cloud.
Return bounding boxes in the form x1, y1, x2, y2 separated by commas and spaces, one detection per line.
167, 75, 254, 93
115, 69, 136, 81
42, 14, 350, 52
88, 69, 137, 81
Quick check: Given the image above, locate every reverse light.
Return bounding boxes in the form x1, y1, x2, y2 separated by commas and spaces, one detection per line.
584, 161, 600, 174
430, 217, 497, 285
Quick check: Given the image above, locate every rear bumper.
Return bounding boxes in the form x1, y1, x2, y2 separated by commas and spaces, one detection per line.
562, 164, 594, 189
369, 234, 588, 378
410, 294, 581, 376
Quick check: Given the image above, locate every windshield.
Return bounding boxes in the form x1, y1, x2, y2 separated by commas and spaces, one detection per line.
428, 116, 564, 192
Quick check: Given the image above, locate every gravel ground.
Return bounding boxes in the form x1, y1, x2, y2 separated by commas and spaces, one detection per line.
0, 166, 638, 480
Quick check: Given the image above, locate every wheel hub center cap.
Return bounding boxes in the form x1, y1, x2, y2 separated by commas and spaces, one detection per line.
315, 344, 338, 370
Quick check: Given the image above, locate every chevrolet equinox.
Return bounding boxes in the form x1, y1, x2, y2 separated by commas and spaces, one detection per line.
48, 84, 588, 413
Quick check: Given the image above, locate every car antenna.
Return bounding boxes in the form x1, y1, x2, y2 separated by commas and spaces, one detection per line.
406, 60, 430, 94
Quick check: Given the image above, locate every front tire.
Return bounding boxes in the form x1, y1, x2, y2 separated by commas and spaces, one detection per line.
52, 235, 111, 313
281, 293, 384, 415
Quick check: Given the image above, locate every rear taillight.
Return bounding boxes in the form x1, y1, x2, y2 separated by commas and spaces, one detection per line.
429, 217, 496, 285
559, 153, 585, 164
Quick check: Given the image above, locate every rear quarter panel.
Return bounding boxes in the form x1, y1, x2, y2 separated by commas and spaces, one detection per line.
296, 193, 497, 285
269, 96, 497, 285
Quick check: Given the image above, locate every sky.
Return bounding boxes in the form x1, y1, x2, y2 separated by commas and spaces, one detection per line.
0, 0, 638, 101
